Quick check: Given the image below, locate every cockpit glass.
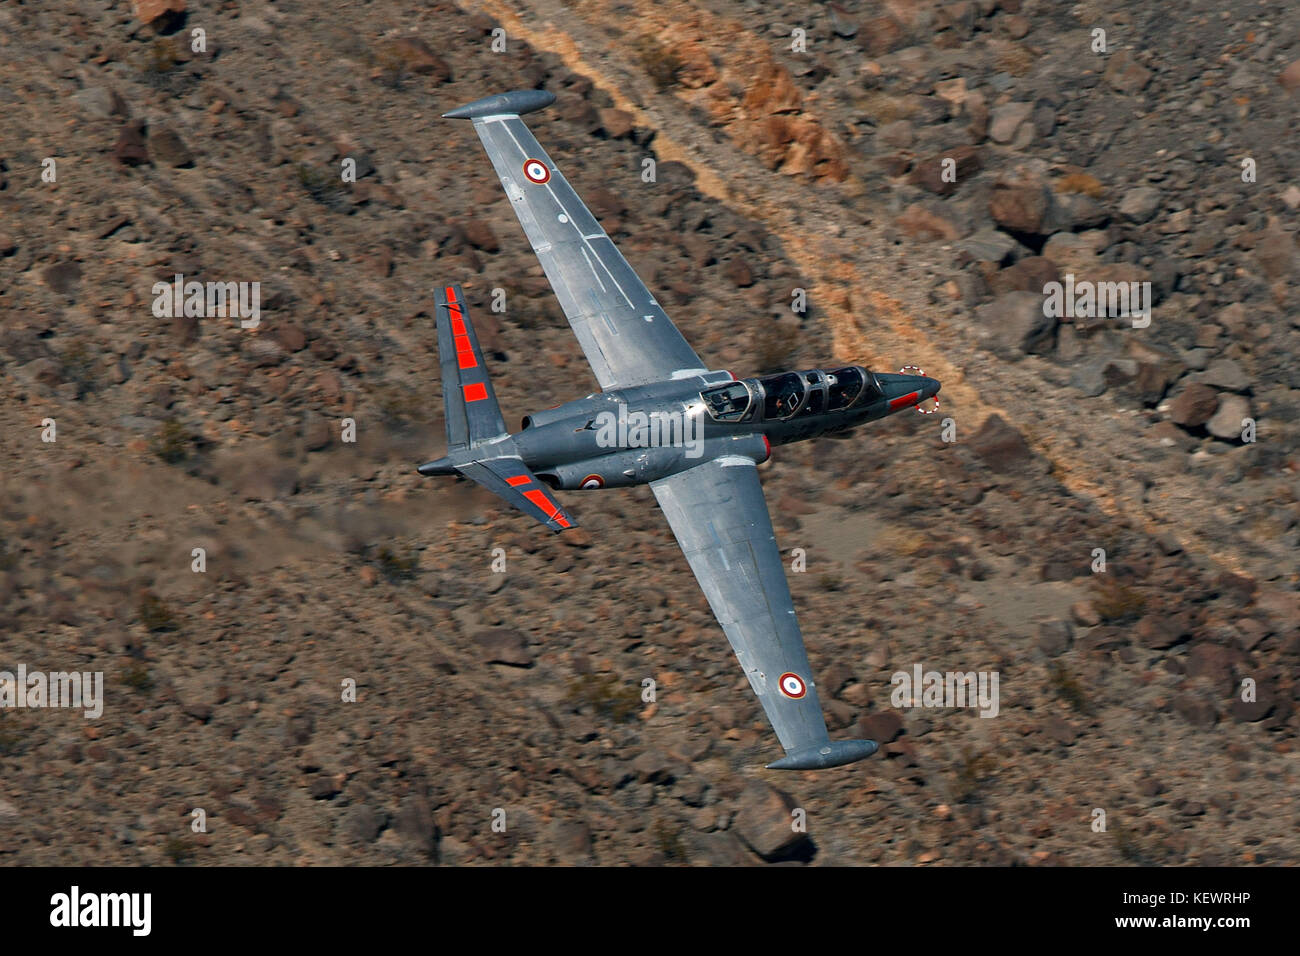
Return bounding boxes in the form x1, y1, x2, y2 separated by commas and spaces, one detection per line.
760, 372, 805, 419
700, 382, 751, 422
827, 367, 866, 410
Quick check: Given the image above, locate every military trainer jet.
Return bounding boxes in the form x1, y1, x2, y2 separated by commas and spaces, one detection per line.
420, 90, 940, 770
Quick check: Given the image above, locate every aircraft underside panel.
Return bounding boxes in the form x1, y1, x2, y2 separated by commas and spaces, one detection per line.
650, 457, 833, 758
467, 114, 705, 390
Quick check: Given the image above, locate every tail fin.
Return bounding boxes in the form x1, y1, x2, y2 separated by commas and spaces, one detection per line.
436, 284, 507, 450
457, 457, 577, 532
418, 449, 578, 533
422, 284, 578, 532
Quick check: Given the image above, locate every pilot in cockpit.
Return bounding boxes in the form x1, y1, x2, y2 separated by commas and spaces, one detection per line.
703, 382, 750, 422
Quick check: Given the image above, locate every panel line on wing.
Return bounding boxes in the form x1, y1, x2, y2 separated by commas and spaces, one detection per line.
464, 105, 703, 389
497, 119, 636, 310
649, 459, 833, 757
581, 247, 608, 292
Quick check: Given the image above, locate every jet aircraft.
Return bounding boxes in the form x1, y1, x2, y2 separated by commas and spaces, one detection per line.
421, 90, 940, 770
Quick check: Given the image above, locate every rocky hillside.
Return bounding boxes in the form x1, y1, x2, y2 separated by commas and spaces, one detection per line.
0, 0, 1296, 865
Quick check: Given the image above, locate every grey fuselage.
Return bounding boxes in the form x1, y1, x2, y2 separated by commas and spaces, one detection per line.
422, 366, 940, 490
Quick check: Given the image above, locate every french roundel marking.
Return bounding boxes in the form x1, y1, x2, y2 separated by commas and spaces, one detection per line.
522, 159, 550, 184
580, 474, 604, 489
778, 673, 807, 699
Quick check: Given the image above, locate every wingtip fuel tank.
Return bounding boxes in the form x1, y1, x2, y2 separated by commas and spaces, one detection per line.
765, 739, 879, 771
442, 89, 556, 120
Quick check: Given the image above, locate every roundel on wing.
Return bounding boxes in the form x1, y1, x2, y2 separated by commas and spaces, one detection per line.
522, 158, 551, 184
778, 673, 807, 699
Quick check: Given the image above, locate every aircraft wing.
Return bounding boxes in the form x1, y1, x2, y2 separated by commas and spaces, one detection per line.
444, 90, 706, 391
650, 457, 878, 770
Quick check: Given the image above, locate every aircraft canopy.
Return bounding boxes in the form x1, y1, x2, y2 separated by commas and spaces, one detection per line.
700, 367, 877, 423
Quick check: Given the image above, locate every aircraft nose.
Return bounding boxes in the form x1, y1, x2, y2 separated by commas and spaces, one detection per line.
876, 372, 940, 413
